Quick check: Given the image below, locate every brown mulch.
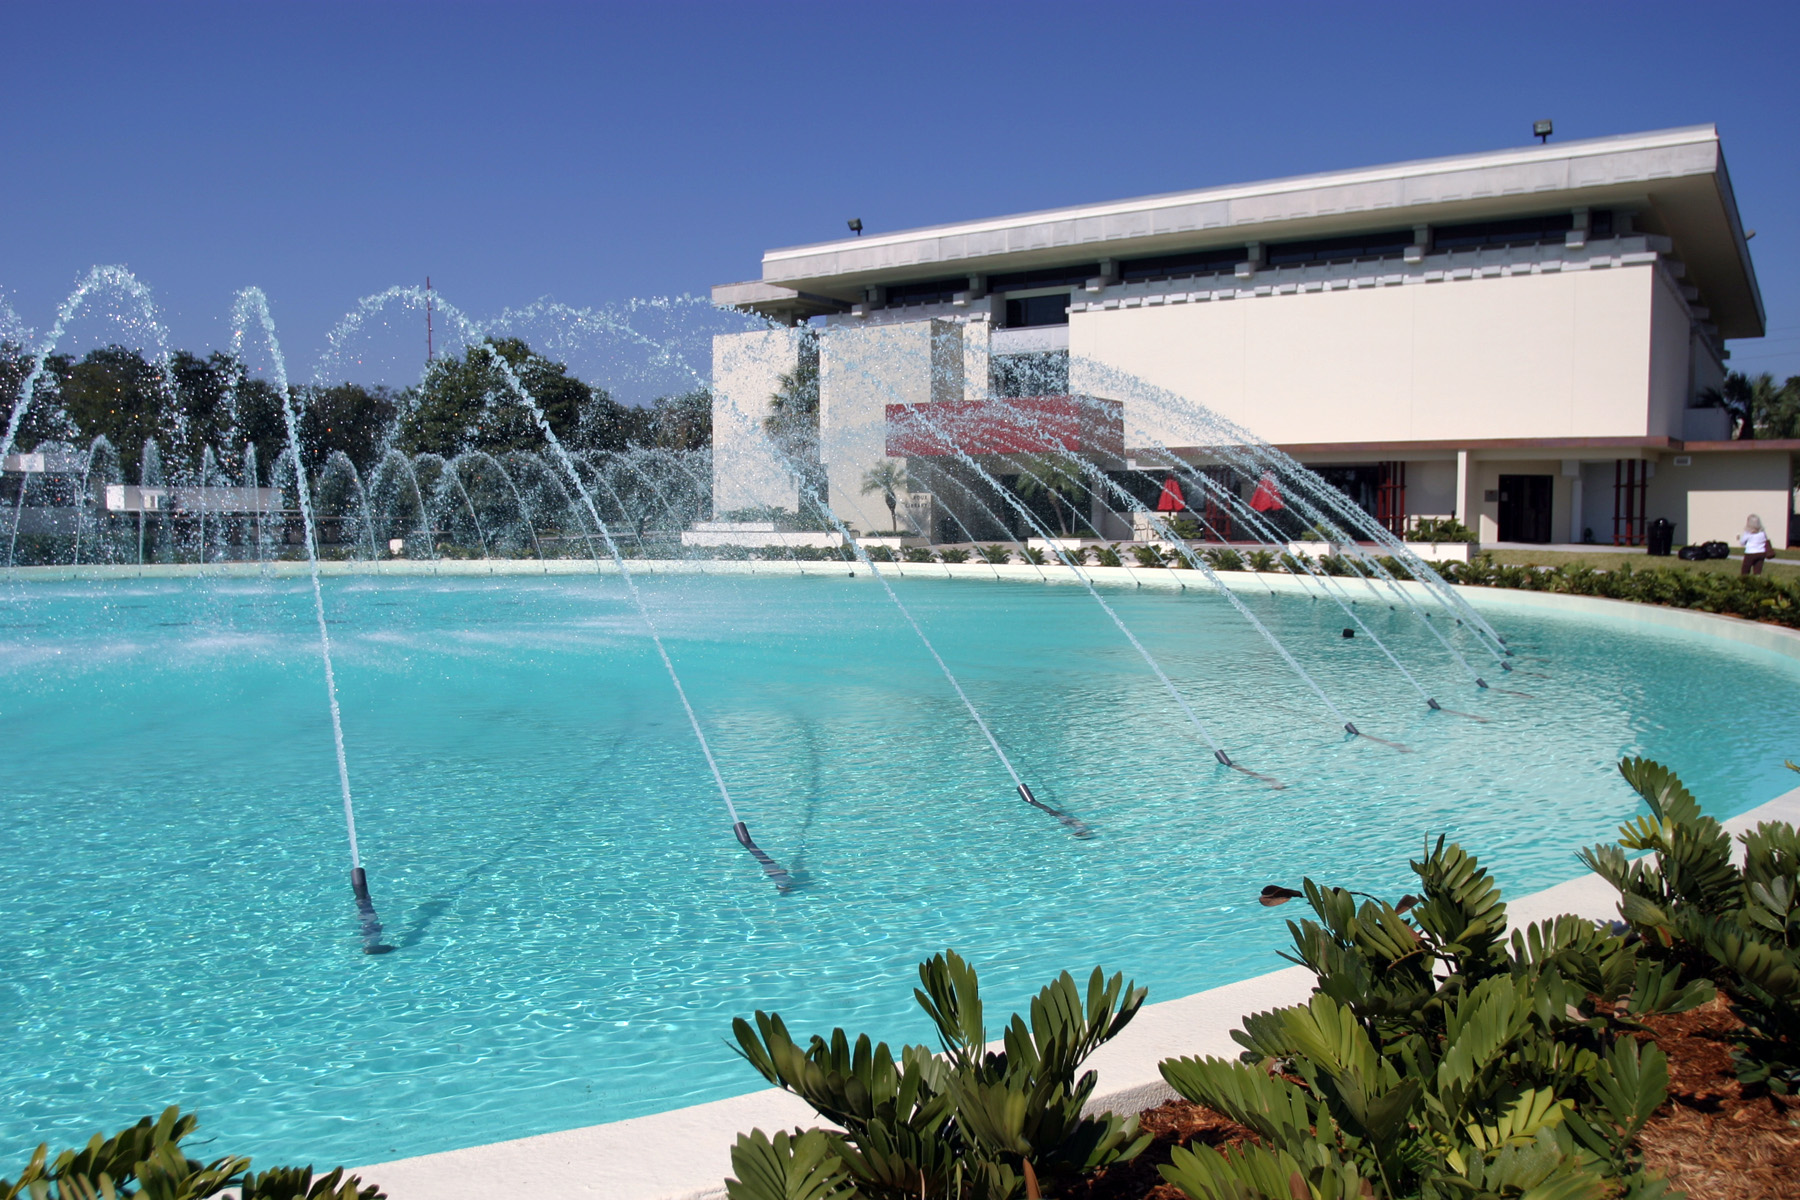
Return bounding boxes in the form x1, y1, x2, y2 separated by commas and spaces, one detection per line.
1634, 995, 1800, 1200
1064, 1099, 1260, 1200
1067, 995, 1800, 1200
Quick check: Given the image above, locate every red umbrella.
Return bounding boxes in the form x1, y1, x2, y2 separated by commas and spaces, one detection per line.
1249, 471, 1283, 512
1155, 476, 1185, 512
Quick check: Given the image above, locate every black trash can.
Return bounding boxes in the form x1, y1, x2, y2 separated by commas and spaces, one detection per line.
1648, 517, 1676, 557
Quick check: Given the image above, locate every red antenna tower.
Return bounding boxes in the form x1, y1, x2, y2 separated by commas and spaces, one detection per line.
425, 276, 435, 362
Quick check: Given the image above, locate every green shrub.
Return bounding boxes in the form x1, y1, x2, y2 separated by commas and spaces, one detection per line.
1062, 544, 1092, 565
939, 547, 970, 564
1169, 515, 1205, 540
1164, 546, 1192, 569
1131, 544, 1163, 568
1278, 552, 1311, 574
1021, 547, 1048, 565
1406, 517, 1479, 544
1581, 757, 1800, 1092
726, 950, 1149, 1200
864, 545, 896, 563
979, 545, 1013, 565
1317, 554, 1354, 577
0, 1107, 383, 1200
1203, 547, 1245, 572
1094, 545, 1123, 568
903, 547, 935, 563
1372, 554, 1413, 582
1156, 834, 1709, 1200
1245, 549, 1278, 572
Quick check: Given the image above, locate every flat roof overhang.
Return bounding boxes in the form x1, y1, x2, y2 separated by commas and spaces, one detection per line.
709, 280, 851, 323
731, 126, 1764, 339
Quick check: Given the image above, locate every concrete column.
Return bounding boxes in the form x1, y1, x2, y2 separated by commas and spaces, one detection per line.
1454, 450, 1471, 524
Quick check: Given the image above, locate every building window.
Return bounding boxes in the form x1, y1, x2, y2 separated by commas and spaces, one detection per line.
991, 351, 1068, 397
1003, 294, 1070, 328
884, 277, 964, 307
1430, 212, 1589, 252
988, 264, 1098, 293
1118, 247, 1245, 283
1265, 229, 1412, 268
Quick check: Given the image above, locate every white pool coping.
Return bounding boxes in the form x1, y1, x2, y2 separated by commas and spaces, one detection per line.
17, 559, 1800, 1196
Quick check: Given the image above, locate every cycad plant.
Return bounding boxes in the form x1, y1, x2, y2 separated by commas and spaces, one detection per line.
1, 1108, 383, 1200
1156, 836, 1711, 1200
1581, 757, 1800, 1091
725, 951, 1149, 1200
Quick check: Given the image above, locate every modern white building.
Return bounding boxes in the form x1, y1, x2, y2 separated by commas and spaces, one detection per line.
712, 125, 1792, 549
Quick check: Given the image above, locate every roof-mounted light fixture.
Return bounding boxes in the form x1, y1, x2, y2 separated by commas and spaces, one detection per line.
847, 218, 863, 236
1533, 119, 1553, 144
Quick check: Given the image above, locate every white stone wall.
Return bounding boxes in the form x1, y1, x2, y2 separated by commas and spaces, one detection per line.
711, 329, 801, 515
818, 320, 961, 535
1069, 260, 1672, 449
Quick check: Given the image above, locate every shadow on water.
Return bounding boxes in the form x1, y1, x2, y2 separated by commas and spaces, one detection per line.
775, 715, 828, 888
391, 731, 630, 950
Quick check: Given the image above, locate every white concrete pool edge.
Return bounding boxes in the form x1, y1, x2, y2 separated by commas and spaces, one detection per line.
355, 782, 1800, 1200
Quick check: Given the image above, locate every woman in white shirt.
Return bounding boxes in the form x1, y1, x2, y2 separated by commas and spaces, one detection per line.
1737, 514, 1771, 576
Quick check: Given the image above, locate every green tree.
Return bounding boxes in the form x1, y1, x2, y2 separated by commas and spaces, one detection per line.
1752, 373, 1800, 440
0, 343, 78, 451
642, 387, 712, 451
398, 337, 591, 457
298, 383, 399, 474
1700, 370, 1799, 441
860, 460, 908, 532
1012, 454, 1088, 537
57, 345, 173, 481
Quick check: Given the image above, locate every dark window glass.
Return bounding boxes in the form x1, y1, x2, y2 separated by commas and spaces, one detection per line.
1430, 212, 1574, 252
1589, 209, 1614, 239
1004, 294, 1070, 328
988, 264, 1099, 293
1264, 229, 1412, 268
884, 277, 964, 307
1118, 247, 1244, 282
991, 351, 1069, 397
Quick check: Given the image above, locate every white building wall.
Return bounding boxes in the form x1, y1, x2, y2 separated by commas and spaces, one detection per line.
1647, 269, 1697, 440
711, 329, 800, 514
1651, 451, 1792, 548
818, 320, 961, 534
1069, 265, 1667, 447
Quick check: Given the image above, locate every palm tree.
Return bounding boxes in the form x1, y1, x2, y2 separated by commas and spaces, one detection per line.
1699, 370, 1797, 441
860, 461, 909, 532
1012, 454, 1088, 537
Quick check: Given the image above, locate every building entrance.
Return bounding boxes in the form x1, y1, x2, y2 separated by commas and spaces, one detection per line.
1497, 474, 1553, 543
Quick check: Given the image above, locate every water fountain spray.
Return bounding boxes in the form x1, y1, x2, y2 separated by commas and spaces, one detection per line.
232, 289, 392, 952
438, 329, 797, 888
516, 308, 1086, 836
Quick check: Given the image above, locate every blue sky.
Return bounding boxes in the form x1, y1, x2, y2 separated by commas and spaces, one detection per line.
2, 0, 1796, 390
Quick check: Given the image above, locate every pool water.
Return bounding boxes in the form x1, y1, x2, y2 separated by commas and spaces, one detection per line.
3, 571, 1797, 1168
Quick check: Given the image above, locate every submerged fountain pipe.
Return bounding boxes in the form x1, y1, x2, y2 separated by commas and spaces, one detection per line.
233, 289, 392, 953
460, 342, 796, 889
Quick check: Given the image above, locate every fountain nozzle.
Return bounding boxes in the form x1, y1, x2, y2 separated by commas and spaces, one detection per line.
1214, 749, 1233, 767
732, 821, 795, 892
350, 867, 392, 955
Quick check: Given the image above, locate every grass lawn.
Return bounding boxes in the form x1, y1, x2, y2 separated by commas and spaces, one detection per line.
1484, 546, 1800, 574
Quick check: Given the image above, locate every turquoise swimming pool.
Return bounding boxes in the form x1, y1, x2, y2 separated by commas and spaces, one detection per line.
4, 571, 1796, 1168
